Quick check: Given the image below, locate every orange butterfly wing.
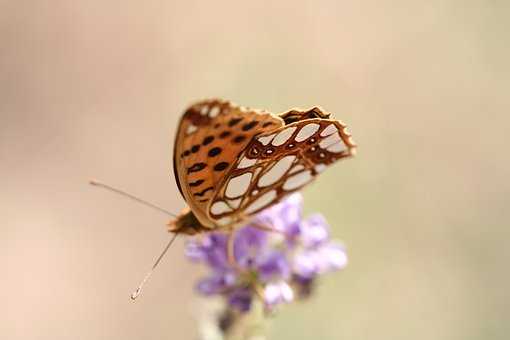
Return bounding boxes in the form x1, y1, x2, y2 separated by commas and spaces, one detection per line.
173, 99, 284, 229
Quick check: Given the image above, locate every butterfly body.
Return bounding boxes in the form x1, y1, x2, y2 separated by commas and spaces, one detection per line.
169, 99, 356, 235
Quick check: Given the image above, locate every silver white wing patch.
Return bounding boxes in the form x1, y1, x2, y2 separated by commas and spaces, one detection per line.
208, 118, 356, 225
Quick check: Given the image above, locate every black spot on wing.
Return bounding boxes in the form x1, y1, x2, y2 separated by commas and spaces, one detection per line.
208, 147, 222, 157
202, 136, 214, 146
219, 131, 231, 139
228, 118, 243, 127
242, 121, 259, 131
187, 162, 207, 174
213, 162, 229, 171
189, 179, 204, 187
233, 135, 247, 143
193, 186, 214, 197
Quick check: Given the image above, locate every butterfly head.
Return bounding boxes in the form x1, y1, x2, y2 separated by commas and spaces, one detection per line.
167, 207, 210, 235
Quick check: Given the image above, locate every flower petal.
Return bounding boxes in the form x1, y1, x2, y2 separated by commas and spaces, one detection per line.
292, 251, 319, 278
196, 272, 237, 295
184, 239, 207, 262
227, 288, 253, 312
299, 214, 330, 247
254, 193, 303, 235
257, 251, 291, 282
317, 243, 348, 272
264, 281, 294, 307
233, 226, 268, 268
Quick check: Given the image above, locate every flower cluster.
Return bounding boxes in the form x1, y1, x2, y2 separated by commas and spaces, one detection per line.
185, 193, 347, 313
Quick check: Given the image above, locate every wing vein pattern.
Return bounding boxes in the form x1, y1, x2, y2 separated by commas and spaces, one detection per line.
173, 99, 356, 228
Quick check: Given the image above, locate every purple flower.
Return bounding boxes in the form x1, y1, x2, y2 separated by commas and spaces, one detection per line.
185, 193, 348, 312
252, 193, 303, 235
298, 214, 330, 247
196, 271, 237, 295
263, 281, 294, 307
227, 287, 253, 312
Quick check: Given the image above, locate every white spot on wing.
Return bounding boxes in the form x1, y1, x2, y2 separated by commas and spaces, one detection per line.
245, 190, 277, 214
320, 124, 337, 137
315, 164, 327, 173
216, 216, 233, 226
237, 157, 257, 169
200, 106, 208, 116
225, 172, 252, 198
319, 132, 341, 149
327, 141, 346, 153
227, 198, 242, 209
211, 201, 232, 215
258, 155, 296, 187
283, 170, 313, 191
258, 133, 276, 146
289, 164, 305, 175
272, 127, 297, 146
209, 106, 220, 117
295, 123, 320, 142
186, 124, 198, 135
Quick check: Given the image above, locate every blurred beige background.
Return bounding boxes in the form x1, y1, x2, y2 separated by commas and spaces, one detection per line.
2, 1, 509, 339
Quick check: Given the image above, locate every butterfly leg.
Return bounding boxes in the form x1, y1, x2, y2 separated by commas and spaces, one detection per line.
250, 222, 287, 236
226, 227, 244, 271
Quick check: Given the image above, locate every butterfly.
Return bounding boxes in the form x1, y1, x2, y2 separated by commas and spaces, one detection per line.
168, 99, 356, 235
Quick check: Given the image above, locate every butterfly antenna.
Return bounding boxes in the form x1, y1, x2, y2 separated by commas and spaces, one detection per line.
89, 179, 177, 218
130, 232, 179, 300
